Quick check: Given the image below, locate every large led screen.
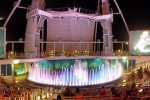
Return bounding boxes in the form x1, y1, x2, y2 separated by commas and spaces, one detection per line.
0, 28, 5, 58
131, 30, 150, 55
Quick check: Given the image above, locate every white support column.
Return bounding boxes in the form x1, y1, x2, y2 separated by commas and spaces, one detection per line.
12, 43, 14, 53
24, 0, 46, 58
127, 59, 129, 72
101, 19, 113, 56
24, 63, 27, 78
11, 64, 15, 83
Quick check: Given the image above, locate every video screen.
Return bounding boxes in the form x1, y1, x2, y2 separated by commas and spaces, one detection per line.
14, 63, 26, 75
131, 30, 150, 55
0, 28, 5, 58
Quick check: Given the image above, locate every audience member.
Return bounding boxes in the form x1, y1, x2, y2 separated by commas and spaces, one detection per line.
4, 84, 11, 97
63, 87, 73, 96
74, 87, 84, 100
99, 86, 106, 96
57, 95, 62, 100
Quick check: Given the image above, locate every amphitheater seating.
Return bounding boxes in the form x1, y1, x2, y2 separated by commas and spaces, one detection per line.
0, 96, 10, 100
1, 86, 150, 100
14, 96, 23, 100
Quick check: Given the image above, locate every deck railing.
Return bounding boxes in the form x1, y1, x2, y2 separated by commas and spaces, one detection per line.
5, 41, 129, 59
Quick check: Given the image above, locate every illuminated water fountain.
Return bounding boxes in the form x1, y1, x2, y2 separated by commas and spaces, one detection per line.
28, 59, 124, 86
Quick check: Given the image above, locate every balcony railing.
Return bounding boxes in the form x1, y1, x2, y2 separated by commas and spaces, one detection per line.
5, 41, 129, 59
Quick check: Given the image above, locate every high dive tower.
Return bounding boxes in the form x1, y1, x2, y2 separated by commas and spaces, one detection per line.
24, 0, 45, 54
101, 0, 113, 55
24, 0, 113, 56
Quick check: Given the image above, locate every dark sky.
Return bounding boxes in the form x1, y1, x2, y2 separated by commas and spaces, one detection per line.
0, 0, 150, 41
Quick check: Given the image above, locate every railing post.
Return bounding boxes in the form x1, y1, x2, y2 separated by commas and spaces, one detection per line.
12, 42, 14, 57
122, 42, 123, 53
54, 42, 55, 56
79, 42, 81, 55
62, 43, 64, 55
87, 43, 89, 55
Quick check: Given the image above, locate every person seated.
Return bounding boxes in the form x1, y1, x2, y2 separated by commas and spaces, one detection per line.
17, 87, 22, 95
57, 95, 62, 100
63, 87, 73, 96
4, 84, 11, 97
129, 86, 139, 99
132, 86, 139, 93
99, 86, 106, 96
142, 87, 148, 95
86, 88, 92, 96
74, 87, 84, 100
111, 87, 116, 96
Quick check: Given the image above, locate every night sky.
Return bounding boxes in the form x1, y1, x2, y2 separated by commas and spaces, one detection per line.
0, 0, 150, 42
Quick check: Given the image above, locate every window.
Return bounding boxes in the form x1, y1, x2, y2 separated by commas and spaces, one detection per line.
1, 64, 6, 76
0, 64, 12, 76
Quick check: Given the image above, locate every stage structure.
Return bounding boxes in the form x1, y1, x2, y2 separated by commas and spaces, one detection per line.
24, 0, 114, 56
46, 9, 95, 53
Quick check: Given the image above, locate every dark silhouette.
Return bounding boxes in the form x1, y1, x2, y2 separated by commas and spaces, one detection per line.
57, 95, 62, 100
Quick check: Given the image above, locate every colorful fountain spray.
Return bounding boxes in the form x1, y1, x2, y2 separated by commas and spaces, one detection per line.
28, 59, 123, 86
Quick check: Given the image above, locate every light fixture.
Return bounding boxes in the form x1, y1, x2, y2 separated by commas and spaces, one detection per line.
122, 56, 127, 60
11, 51, 13, 54
50, 50, 54, 53
122, 79, 126, 83
13, 60, 20, 64
0, 17, 3, 20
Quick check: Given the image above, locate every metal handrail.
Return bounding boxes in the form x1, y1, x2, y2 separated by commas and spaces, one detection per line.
46, 7, 96, 14
5, 40, 129, 59
5, 50, 129, 59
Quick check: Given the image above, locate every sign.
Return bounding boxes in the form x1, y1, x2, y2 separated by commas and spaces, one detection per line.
0, 27, 5, 58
